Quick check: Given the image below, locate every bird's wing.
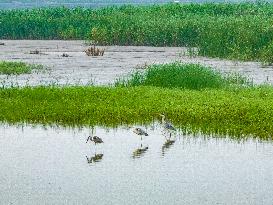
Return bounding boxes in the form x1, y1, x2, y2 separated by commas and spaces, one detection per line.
165, 123, 176, 131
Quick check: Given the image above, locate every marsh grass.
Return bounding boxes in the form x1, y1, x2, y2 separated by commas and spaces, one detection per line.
115, 63, 250, 90
0, 62, 269, 139
0, 85, 273, 139
2, 3, 273, 62
0, 61, 42, 75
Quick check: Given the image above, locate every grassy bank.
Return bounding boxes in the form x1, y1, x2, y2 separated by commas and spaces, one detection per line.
0, 61, 41, 75
0, 62, 271, 139
1, 3, 273, 62
1, 85, 273, 139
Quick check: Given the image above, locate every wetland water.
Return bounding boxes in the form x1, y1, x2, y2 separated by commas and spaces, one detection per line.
1, 40, 273, 86
0, 124, 273, 205
1, 40, 273, 204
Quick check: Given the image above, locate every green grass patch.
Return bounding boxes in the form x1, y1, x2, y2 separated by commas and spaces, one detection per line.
0, 61, 41, 75
0, 85, 273, 139
115, 63, 250, 90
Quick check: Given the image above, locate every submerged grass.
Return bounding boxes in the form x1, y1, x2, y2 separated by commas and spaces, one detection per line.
0, 85, 273, 139
115, 63, 250, 90
0, 61, 41, 75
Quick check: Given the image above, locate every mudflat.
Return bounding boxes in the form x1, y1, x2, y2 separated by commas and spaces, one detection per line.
0, 40, 272, 86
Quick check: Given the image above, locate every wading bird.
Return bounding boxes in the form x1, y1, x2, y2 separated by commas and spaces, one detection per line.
133, 127, 148, 140
159, 113, 176, 138
86, 136, 103, 145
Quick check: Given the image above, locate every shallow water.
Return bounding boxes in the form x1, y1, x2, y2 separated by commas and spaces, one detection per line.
0, 124, 272, 205
1, 40, 273, 86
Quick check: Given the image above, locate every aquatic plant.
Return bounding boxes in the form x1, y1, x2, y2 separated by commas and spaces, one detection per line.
0, 85, 273, 139
85, 45, 105, 56
115, 63, 250, 90
0, 61, 41, 75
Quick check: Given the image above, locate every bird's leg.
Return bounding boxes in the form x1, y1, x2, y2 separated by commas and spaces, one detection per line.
163, 130, 168, 140
174, 133, 177, 141
162, 130, 167, 140
94, 143, 97, 154
86, 156, 91, 163
86, 136, 90, 143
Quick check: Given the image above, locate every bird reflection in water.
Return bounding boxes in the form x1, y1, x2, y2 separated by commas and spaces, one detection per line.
132, 145, 149, 159
161, 139, 176, 156
86, 153, 104, 164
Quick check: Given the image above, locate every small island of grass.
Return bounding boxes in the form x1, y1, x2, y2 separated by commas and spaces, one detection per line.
0, 63, 272, 140
0, 61, 42, 75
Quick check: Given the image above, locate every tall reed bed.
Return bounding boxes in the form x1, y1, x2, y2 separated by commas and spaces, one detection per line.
1, 3, 273, 62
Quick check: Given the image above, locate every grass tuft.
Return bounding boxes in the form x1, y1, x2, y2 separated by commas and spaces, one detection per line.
115, 63, 250, 90
0, 61, 42, 75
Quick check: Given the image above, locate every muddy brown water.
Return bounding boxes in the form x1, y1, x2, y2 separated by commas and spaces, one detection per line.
1, 40, 273, 86
0, 124, 273, 205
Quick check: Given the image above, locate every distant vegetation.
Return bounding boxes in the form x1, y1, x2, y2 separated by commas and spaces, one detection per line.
0, 61, 41, 75
1, 2, 273, 61
0, 0, 167, 3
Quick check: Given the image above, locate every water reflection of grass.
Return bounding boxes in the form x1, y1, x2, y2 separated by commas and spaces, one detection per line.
1, 85, 273, 139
